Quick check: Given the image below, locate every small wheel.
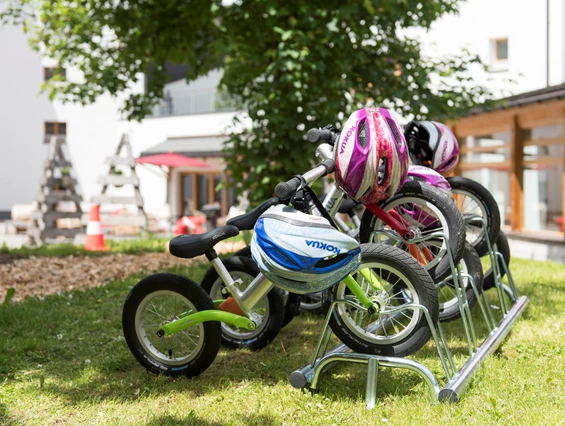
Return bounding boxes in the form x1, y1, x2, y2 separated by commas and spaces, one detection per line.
283, 293, 302, 326
438, 243, 484, 322
228, 245, 300, 327
328, 244, 439, 357
482, 230, 511, 290
447, 176, 501, 257
298, 291, 326, 315
360, 181, 466, 282
122, 273, 221, 377
233, 245, 251, 257
200, 256, 285, 350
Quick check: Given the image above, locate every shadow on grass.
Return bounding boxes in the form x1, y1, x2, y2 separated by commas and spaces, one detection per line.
2, 257, 560, 413
0, 274, 323, 407
0, 401, 19, 426
144, 412, 278, 426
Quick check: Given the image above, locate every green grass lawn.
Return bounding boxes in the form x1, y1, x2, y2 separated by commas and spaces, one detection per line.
1, 258, 564, 425
0, 237, 170, 257
0, 233, 244, 258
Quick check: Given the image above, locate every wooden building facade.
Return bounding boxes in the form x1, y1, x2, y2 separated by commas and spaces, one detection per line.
452, 83, 565, 240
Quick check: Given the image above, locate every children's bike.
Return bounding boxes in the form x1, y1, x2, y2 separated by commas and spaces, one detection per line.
122, 157, 439, 377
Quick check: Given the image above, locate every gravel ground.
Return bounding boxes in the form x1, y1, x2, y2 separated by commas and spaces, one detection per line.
0, 241, 246, 303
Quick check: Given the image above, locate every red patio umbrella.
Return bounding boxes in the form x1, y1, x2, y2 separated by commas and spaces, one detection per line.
137, 152, 213, 168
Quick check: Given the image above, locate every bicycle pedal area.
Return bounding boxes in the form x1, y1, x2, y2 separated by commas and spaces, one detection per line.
289, 220, 529, 408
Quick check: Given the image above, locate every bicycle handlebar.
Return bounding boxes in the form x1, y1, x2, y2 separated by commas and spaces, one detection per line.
306, 126, 339, 146
307, 128, 333, 144
274, 159, 335, 200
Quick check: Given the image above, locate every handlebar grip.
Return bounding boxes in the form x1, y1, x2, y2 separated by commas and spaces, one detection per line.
319, 159, 335, 174
274, 177, 302, 200
306, 128, 333, 144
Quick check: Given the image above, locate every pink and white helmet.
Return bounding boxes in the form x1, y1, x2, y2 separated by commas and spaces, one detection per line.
335, 108, 409, 204
404, 121, 459, 176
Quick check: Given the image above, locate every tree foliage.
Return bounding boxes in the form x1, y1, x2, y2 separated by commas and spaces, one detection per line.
2, 0, 493, 204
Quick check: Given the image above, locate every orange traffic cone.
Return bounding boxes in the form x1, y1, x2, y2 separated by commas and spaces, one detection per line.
85, 205, 110, 251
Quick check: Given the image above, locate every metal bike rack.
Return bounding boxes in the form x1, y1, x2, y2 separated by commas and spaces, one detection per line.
289, 219, 529, 407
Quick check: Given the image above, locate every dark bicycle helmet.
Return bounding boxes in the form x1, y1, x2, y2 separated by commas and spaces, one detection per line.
404, 120, 459, 176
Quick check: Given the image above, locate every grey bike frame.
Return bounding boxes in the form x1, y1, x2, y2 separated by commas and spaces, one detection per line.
211, 161, 333, 315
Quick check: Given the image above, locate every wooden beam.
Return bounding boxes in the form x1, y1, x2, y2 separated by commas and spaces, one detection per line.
178, 173, 183, 218
510, 115, 524, 231
454, 99, 565, 138
97, 175, 140, 186
523, 157, 564, 166
209, 173, 214, 205
222, 174, 228, 217
192, 173, 198, 211
460, 143, 512, 154
455, 111, 513, 138
523, 137, 564, 147
458, 161, 511, 170
517, 101, 565, 129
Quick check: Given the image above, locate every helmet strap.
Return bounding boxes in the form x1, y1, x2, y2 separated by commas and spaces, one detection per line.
302, 186, 339, 230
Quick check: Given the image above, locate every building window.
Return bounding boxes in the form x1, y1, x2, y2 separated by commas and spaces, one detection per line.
461, 132, 512, 226
522, 124, 563, 232
44, 67, 66, 81
44, 122, 67, 143
495, 39, 508, 61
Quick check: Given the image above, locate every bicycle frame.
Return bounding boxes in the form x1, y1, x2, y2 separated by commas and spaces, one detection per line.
159, 160, 385, 337
159, 262, 382, 336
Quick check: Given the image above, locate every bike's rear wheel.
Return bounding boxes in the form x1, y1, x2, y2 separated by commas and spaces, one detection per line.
438, 243, 484, 322
328, 244, 439, 357
200, 256, 285, 350
122, 273, 221, 377
448, 176, 501, 257
232, 245, 304, 323
482, 230, 511, 290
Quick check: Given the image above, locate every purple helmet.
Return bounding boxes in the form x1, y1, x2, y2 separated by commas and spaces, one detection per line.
405, 165, 452, 195
404, 121, 459, 176
335, 108, 409, 204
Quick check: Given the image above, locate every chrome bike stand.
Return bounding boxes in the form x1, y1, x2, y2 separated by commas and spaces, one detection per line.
289, 221, 529, 406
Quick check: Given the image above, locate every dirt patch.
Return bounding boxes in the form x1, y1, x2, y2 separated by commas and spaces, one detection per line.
0, 240, 246, 303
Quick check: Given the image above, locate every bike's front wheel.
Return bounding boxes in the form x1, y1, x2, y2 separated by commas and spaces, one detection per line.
122, 273, 221, 377
328, 244, 439, 357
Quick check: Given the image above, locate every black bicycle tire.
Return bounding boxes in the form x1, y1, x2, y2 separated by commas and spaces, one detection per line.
328, 244, 439, 357
439, 243, 484, 322
122, 273, 221, 377
359, 181, 466, 282
447, 176, 501, 257
482, 230, 511, 290
233, 245, 252, 257
200, 256, 285, 350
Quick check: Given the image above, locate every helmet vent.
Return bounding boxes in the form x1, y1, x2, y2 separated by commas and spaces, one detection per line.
315, 253, 348, 268
357, 119, 369, 149
385, 117, 403, 149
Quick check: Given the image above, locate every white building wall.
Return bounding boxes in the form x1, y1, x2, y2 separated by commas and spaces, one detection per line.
0, 25, 119, 212
0, 25, 54, 211
416, 0, 565, 95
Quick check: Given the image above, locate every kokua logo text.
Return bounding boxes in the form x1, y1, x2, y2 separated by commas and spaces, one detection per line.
339, 126, 357, 154
305, 240, 341, 254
